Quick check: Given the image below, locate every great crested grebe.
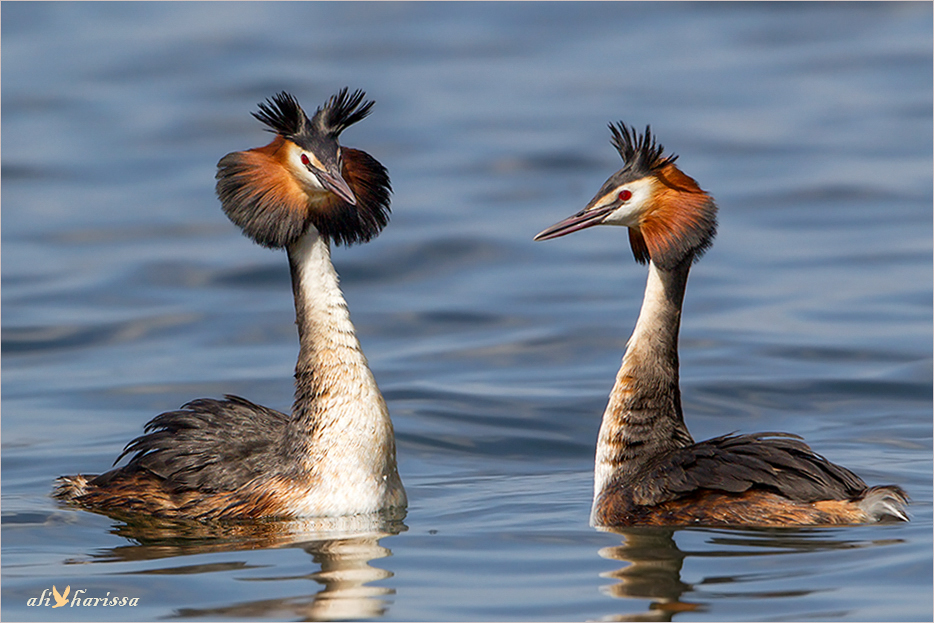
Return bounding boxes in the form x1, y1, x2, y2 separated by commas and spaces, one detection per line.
55, 89, 406, 520
535, 123, 908, 527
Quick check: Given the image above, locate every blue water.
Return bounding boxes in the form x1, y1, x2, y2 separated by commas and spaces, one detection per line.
3, 3, 931, 621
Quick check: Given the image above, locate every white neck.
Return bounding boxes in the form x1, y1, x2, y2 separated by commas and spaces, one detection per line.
285, 229, 405, 515
289, 228, 373, 387
593, 261, 694, 505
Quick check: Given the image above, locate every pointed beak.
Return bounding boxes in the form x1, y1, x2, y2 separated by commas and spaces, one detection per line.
316, 166, 357, 206
533, 202, 617, 241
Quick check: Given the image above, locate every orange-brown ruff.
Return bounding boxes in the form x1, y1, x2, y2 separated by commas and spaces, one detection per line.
54, 90, 406, 520
535, 123, 908, 528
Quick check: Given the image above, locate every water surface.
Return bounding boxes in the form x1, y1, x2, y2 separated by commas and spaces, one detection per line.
3, 3, 931, 621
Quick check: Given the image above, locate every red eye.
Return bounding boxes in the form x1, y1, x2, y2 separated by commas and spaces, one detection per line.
618, 189, 632, 202
301, 153, 311, 167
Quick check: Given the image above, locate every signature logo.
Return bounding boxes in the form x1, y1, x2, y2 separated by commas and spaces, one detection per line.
27, 586, 139, 608
51, 585, 70, 608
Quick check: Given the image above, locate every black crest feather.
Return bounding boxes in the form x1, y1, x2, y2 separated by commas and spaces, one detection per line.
252, 92, 309, 138
250, 89, 375, 140
609, 123, 678, 178
313, 88, 374, 137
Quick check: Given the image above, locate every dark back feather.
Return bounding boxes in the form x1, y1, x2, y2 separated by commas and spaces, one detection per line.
93, 396, 296, 493
606, 432, 869, 509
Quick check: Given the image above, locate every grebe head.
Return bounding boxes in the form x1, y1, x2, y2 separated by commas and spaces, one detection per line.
534, 123, 717, 270
216, 89, 391, 249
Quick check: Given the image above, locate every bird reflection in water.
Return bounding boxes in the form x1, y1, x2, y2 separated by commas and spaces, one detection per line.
66, 511, 407, 621
597, 528, 698, 621
596, 526, 906, 621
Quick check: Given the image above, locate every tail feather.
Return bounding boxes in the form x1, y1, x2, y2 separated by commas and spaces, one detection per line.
53, 475, 92, 502
858, 485, 909, 522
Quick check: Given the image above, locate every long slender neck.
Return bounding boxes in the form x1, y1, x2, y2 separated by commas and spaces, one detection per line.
286, 228, 394, 455
593, 260, 695, 498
